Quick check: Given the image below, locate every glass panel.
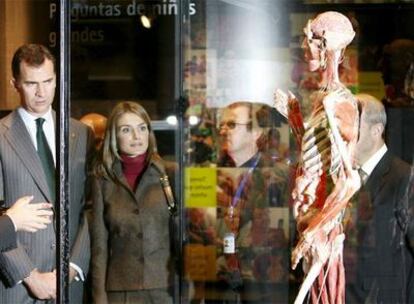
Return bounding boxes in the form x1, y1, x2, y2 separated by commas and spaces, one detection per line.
182, 2, 292, 302
182, 1, 414, 303
69, 1, 181, 303
1, 1, 414, 303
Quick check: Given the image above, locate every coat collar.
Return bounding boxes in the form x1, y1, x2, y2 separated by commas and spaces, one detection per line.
364, 150, 392, 200
113, 155, 165, 177
112, 155, 165, 196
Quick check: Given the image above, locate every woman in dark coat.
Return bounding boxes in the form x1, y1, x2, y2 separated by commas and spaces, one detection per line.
90, 101, 174, 304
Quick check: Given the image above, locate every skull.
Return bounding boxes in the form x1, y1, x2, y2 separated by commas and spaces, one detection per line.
303, 11, 355, 71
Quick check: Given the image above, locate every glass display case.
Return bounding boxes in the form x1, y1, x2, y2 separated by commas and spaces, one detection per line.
0, 0, 413, 303
181, 1, 414, 303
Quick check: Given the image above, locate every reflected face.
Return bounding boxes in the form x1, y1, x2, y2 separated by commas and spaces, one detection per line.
13, 59, 56, 117
219, 105, 256, 159
116, 112, 149, 157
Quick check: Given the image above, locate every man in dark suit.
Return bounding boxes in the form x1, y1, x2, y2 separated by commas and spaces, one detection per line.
0, 44, 92, 303
346, 93, 414, 303
0, 196, 52, 252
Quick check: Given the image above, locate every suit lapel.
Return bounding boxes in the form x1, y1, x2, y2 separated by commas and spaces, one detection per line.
112, 158, 157, 203
113, 160, 136, 198
2, 111, 53, 202
53, 113, 79, 180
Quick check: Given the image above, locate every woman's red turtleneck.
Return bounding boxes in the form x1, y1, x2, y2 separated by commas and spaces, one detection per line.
120, 153, 148, 191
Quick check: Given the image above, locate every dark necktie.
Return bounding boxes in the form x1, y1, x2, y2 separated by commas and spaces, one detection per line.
36, 118, 55, 202
358, 168, 368, 186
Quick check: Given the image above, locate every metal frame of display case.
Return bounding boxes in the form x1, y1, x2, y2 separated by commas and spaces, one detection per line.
55, 0, 188, 302
57, 0, 70, 302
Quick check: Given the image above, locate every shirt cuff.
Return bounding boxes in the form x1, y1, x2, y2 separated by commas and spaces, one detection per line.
69, 262, 85, 281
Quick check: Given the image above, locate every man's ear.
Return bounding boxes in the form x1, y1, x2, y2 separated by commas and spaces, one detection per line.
372, 123, 384, 138
10, 79, 18, 90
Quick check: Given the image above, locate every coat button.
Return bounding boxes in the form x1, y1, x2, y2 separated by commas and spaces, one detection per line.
137, 232, 143, 239
51, 243, 56, 249
133, 209, 140, 215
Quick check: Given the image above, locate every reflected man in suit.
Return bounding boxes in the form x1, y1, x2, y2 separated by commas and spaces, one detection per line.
0, 44, 92, 303
215, 102, 289, 303
346, 93, 414, 303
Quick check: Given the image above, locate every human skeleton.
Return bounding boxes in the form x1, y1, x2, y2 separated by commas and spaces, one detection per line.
274, 12, 361, 304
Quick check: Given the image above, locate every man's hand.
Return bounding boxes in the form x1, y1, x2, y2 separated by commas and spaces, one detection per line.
23, 269, 56, 300
5, 196, 53, 232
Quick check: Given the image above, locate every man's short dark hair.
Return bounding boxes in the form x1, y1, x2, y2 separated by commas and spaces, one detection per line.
11, 44, 56, 79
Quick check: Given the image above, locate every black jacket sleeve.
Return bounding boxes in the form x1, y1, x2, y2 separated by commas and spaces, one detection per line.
0, 215, 17, 252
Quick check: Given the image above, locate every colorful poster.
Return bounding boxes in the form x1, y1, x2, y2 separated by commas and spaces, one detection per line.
185, 167, 217, 207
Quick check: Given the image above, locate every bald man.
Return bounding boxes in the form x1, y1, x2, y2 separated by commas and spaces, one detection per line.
346, 94, 414, 303
80, 113, 107, 149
